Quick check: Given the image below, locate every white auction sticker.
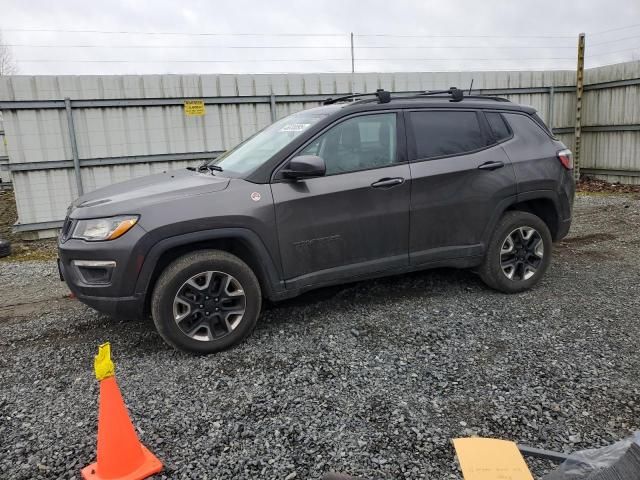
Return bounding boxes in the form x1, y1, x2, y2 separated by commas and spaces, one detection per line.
279, 123, 311, 132
250, 192, 261, 202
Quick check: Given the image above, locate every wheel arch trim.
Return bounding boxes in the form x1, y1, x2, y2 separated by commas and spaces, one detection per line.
134, 228, 284, 300
482, 190, 564, 246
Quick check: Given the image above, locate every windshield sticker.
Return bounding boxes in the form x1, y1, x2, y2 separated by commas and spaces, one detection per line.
279, 123, 311, 132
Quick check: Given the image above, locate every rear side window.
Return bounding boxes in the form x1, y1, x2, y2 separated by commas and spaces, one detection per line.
485, 112, 511, 142
532, 112, 555, 137
409, 111, 485, 160
503, 113, 554, 145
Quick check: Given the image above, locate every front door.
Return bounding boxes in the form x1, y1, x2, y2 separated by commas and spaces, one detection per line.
271, 112, 411, 289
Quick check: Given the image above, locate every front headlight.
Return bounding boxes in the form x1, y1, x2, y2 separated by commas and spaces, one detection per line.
72, 215, 139, 241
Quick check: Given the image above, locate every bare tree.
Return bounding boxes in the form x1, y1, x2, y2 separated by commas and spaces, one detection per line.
0, 32, 17, 76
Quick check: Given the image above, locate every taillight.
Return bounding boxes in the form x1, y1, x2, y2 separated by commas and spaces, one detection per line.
557, 149, 573, 170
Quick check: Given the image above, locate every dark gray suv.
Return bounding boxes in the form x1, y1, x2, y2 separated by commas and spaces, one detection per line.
58, 88, 575, 354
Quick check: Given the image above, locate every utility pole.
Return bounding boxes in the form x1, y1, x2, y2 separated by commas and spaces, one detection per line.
574, 33, 585, 181
350, 32, 355, 94
350, 32, 355, 74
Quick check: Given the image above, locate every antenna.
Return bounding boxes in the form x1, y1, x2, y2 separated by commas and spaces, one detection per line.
468, 78, 474, 95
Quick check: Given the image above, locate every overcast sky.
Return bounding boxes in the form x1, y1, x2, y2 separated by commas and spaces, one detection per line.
1, 0, 639, 75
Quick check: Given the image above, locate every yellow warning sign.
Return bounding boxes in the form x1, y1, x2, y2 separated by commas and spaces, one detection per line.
184, 100, 206, 116
453, 438, 534, 480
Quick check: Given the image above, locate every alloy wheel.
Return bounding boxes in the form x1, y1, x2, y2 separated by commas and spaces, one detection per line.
172, 271, 246, 341
499, 226, 544, 281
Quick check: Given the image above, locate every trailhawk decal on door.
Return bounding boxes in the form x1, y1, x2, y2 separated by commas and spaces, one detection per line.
291, 235, 345, 276
293, 234, 342, 250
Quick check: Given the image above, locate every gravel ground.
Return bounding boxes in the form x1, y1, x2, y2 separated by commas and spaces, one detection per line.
1, 193, 639, 480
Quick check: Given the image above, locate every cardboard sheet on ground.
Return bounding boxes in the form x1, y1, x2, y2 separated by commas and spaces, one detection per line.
453, 437, 534, 480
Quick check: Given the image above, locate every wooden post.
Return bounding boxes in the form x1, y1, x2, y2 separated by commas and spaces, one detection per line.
574, 33, 585, 181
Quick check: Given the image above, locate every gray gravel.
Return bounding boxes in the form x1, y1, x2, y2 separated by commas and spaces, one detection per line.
1, 193, 640, 480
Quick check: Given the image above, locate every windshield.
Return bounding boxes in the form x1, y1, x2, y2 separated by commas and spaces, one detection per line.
210, 111, 329, 175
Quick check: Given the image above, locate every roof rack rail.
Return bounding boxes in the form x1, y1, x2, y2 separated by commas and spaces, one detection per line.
417, 87, 511, 103
323, 88, 391, 105
464, 95, 511, 102
323, 87, 512, 106
419, 87, 465, 102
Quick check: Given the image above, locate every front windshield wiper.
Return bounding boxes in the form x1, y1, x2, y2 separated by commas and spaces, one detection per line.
188, 163, 223, 174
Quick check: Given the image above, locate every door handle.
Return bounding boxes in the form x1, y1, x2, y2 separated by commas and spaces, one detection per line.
477, 161, 505, 171
371, 177, 405, 188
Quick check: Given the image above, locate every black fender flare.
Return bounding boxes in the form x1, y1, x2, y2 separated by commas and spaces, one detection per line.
134, 228, 284, 299
481, 190, 563, 247
516, 189, 563, 214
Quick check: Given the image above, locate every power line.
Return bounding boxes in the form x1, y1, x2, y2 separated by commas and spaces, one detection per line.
352, 45, 575, 50
355, 33, 575, 39
590, 23, 640, 36
6, 43, 577, 50
3, 28, 344, 37
588, 46, 640, 57
357, 57, 575, 61
19, 59, 352, 63
590, 35, 640, 47
2, 28, 576, 40
7, 44, 350, 49
19, 57, 576, 64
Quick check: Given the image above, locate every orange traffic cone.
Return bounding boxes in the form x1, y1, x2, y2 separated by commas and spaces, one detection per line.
82, 343, 163, 480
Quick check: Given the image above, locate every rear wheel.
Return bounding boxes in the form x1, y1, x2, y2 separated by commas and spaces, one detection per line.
479, 211, 552, 293
151, 250, 261, 354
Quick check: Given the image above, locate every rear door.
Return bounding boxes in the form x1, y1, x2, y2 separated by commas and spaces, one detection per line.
406, 109, 517, 265
271, 111, 410, 288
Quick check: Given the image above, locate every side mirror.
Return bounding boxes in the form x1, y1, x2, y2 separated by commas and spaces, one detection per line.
282, 155, 326, 179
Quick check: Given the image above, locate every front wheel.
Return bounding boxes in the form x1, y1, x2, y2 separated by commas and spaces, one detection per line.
479, 211, 552, 293
151, 250, 261, 354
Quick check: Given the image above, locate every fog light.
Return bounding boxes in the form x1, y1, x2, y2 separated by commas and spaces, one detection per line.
72, 260, 116, 285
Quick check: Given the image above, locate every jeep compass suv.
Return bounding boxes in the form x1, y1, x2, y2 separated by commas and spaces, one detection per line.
58, 88, 575, 354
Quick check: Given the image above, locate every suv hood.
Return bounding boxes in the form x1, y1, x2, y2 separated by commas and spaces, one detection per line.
70, 169, 230, 218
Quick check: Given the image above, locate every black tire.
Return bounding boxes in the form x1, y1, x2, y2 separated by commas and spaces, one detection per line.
479, 211, 552, 293
151, 250, 261, 354
0, 239, 11, 258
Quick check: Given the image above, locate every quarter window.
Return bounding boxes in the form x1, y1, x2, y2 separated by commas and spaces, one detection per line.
299, 113, 397, 175
485, 112, 511, 142
409, 111, 485, 160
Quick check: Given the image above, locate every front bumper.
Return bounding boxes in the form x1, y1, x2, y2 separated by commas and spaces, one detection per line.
71, 290, 145, 318
58, 224, 149, 318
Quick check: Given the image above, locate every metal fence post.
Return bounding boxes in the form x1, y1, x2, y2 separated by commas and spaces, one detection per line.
548, 85, 555, 133
64, 97, 83, 196
269, 94, 277, 123
574, 33, 585, 181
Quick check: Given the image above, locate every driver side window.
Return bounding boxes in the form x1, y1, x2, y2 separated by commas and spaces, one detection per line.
300, 113, 397, 175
